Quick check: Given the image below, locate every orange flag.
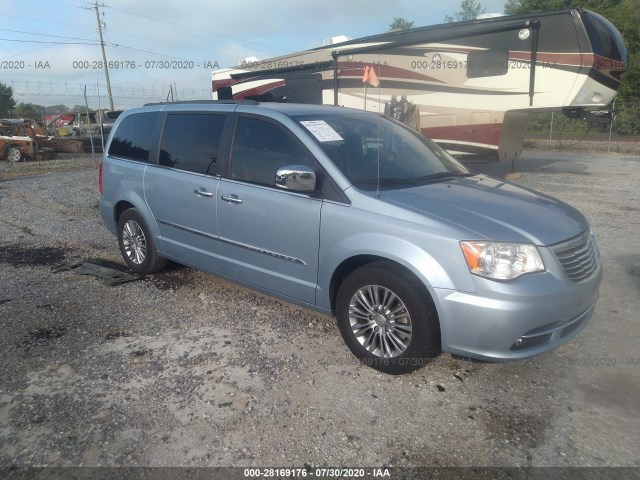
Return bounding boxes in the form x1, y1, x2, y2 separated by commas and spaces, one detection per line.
362, 65, 380, 87
368, 66, 380, 87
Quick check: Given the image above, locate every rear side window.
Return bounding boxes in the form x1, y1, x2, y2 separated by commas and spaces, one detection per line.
230, 117, 315, 187
108, 112, 158, 162
159, 113, 226, 175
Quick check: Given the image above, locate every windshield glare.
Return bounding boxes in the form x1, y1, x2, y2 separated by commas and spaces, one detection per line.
296, 113, 469, 189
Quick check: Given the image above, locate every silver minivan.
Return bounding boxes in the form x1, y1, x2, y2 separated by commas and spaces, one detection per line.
99, 101, 601, 374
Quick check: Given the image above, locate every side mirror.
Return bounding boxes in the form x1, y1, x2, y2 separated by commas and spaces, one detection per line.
275, 165, 316, 192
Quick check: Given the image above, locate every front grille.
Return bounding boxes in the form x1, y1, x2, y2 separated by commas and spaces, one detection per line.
551, 230, 600, 283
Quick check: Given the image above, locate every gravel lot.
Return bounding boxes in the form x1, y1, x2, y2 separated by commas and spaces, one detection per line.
0, 151, 639, 469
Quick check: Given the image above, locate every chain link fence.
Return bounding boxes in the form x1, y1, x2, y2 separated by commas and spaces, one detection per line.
524, 98, 640, 154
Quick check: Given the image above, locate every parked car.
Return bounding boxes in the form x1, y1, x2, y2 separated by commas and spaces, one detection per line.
45, 111, 104, 153
0, 118, 56, 163
99, 101, 602, 374
100, 110, 123, 138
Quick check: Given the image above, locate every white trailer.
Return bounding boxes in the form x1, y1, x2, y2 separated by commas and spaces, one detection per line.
212, 9, 627, 163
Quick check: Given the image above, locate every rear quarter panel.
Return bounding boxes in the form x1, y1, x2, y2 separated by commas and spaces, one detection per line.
99, 157, 154, 239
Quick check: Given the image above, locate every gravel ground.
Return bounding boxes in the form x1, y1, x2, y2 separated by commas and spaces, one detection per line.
0, 151, 639, 469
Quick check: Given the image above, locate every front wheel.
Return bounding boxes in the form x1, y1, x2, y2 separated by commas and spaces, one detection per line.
336, 261, 440, 374
6, 146, 24, 164
117, 208, 167, 275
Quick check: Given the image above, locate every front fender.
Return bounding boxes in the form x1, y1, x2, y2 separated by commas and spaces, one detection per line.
317, 202, 476, 311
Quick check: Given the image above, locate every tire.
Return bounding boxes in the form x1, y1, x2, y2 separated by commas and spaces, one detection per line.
336, 261, 440, 375
117, 208, 167, 275
6, 146, 24, 164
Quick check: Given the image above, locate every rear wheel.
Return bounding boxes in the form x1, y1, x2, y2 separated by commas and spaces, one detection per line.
336, 261, 440, 374
117, 208, 167, 275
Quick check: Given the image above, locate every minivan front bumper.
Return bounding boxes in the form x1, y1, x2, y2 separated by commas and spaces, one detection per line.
433, 250, 602, 361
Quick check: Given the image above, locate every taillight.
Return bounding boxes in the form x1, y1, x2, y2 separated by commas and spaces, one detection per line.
99, 162, 103, 194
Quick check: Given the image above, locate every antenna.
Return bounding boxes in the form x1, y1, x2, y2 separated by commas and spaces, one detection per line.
376, 64, 382, 199
376, 110, 381, 199
84, 2, 114, 111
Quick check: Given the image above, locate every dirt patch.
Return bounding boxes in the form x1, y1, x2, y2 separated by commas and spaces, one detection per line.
0, 244, 67, 267
477, 403, 548, 450
22, 326, 67, 349
0, 157, 98, 181
146, 264, 194, 291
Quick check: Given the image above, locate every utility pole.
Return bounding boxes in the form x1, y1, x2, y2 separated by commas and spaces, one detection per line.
85, 2, 114, 110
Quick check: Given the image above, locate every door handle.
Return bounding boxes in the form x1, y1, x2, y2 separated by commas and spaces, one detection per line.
194, 188, 214, 198
221, 194, 243, 204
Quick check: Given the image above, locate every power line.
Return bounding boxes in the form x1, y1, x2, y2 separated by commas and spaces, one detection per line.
110, 43, 204, 64
1, 14, 88, 30
0, 38, 97, 45
1, 7, 289, 70
109, 46, 166, 86
0, 29, 98, 61
0, 28, 94, 40
102, 27, 226, 58
106, 6, 289, 54
0, 36, 212, 68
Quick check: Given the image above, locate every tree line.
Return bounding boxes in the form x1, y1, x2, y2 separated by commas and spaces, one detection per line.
0, 86, 90, 118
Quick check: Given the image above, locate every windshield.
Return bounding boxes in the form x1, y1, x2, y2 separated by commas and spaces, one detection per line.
295, 113, 470, 190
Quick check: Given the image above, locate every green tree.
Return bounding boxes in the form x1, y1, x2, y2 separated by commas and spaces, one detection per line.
13, 103, 46, 118
613, 99, 640, 134
45, 104, 70, 114
445, 0, 487, 22
0, 82, 16, 116
504, 0, 567, 14
388, 17, 415, 31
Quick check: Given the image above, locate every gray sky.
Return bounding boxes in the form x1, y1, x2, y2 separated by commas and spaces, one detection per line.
1, 0, 509, 99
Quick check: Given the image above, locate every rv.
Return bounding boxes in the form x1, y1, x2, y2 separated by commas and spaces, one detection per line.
212, 9, 627, 163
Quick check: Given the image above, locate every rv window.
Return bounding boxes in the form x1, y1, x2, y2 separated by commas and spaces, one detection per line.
273, 76, 323, 104
467, 50, 509, 78
217, 86, 233, 100
159, 113, 226, 175
581, 11, 627, 64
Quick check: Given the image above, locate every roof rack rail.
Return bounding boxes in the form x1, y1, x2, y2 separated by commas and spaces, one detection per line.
143, 100, 260, 107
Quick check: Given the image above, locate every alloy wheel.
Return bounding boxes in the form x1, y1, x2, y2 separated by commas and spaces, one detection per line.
348, 285, 413, 358
122, 220, 147, 265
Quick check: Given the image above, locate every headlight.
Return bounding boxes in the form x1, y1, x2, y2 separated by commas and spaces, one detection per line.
460, 241, 544, 280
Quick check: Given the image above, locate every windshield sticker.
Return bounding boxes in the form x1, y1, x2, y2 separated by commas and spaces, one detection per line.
300, 120, 344, 142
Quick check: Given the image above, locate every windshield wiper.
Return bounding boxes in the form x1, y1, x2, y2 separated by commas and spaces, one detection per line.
353, 172, 473, 188
353, 178, 419, 186
414, 172, 474, 182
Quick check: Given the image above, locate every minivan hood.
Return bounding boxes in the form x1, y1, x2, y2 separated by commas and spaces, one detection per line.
379, 175, 588, 245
